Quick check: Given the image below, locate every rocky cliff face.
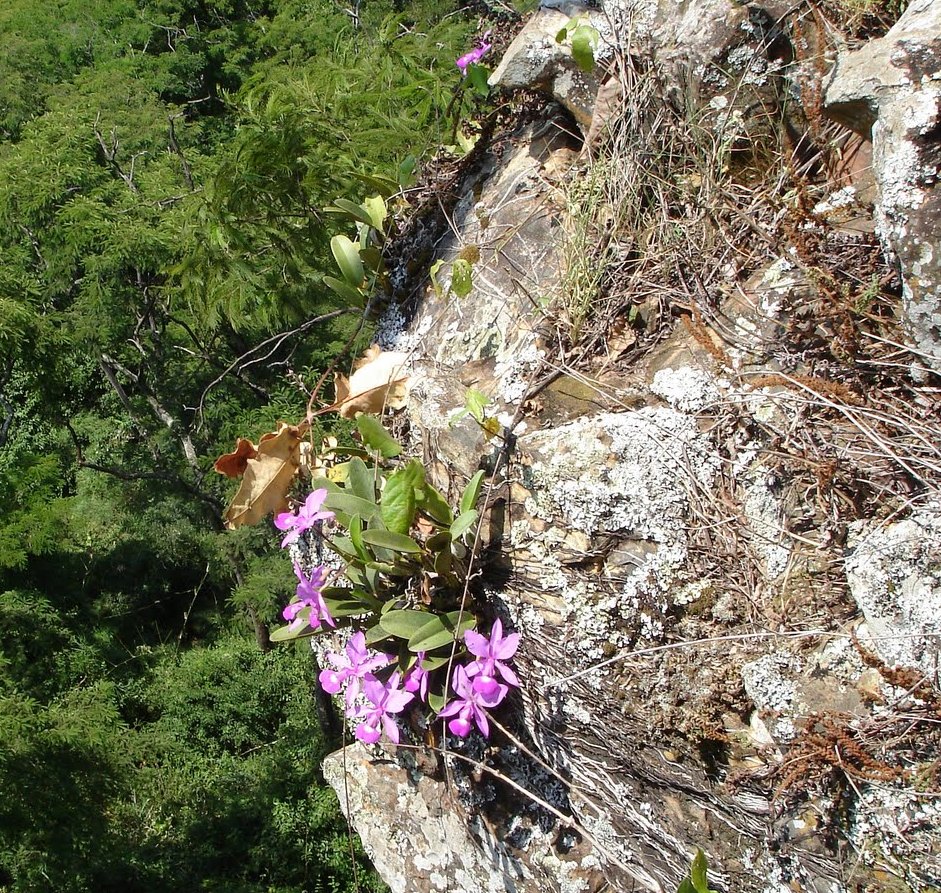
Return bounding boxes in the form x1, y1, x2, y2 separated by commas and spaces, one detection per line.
323, 2, 941, 891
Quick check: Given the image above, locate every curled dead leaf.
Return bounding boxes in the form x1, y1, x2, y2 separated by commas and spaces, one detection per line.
214, 437, 257, 478
222, 421, 310, 529
334, 346, 411, 419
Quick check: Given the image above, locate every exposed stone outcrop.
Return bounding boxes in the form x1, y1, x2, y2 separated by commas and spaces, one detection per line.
322, 3, 941, 892
825, 0, 941, 371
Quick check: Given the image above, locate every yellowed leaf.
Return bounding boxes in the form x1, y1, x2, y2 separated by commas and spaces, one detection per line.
223, 422, 309, 529
335, 347, 411, 419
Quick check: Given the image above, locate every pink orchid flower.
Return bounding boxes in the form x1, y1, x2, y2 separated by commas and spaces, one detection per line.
439, 664, 507, 738
464, 617, 520, 697
319, 631, 391, 709
274, 488, 334, 548
282, 562, 335, 632
355, 672, 415, 745
456, 30, 492, 75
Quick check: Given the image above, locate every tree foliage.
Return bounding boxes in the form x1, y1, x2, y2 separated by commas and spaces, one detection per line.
0, 0, 478, 888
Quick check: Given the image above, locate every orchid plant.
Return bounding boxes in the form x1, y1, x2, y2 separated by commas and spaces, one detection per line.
270, 414, 520, 744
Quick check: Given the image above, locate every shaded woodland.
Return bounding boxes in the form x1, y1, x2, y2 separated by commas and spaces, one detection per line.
0, 1, 480, 889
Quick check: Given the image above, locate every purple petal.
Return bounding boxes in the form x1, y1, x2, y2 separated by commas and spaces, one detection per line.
477, 682, 508, 709
319, 669, 343, 694
355, 721, 382, 744
448, 716, 472, 737
274, 511, 296, 532
381, 713, 401, 744
496, 661, 520, 688
471, 673, 500, 697
384, 689, 415, 714
464, 628, 490, 658
437, 698, 464, 718
472, 704, 490, 738
362, 675, 386, 705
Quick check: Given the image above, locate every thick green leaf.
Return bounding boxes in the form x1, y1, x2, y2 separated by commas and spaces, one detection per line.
365, 623, 394, 646
465, 64, 490, 98
361, 529, 422, 553
345, 564, 367, 587
425, 531, 452, 552
451, 258, 473, 297
330, 536, 359, 561
349, 514, 368, 560
690, 850, 709, 893
347, 457, 376, 502
677, 881, 696, 893
433, 546, 453, 575
323, 275, 366, 306
360, 246, 384, 273
417, 653, 451, 671
381, 460, 423, 534
419, 484, 453, 525
366, 560, 413, 577
380, 609, 434, 640
325, 198, 375, 228
270, 623, 315, 643
407, 611, 475, 652
321, 598, 372, 618
427, 690, 448, 713
397, 154, 417, 188
324, 491, 380, 519
356, 414, 401, 458
571, 26, 597, 72
331, 234, 365, 287
460, 470, 485, 514
355, 172, 399, 197
450, 509, 478, 540
363, 194, 387, 234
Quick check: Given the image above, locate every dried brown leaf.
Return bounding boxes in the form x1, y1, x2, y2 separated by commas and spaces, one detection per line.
223, 422, 309, 529
335, 347, 411, 419
214, 437, 257, 478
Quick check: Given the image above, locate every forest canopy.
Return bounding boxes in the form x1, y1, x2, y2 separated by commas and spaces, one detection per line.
0, 0, 483, 889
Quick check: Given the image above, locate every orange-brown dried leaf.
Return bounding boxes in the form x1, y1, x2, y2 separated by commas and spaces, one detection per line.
223, 422, 308, 529
214, 438, 257, 478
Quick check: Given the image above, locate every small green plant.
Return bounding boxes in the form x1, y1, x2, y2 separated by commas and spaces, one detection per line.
555, 17, 600, 73
450, 387, 502, 439
430, 248, 478, 300
267, 414, 520, 743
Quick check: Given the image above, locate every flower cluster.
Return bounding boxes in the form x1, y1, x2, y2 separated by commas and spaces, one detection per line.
319, 632, 413, 744
440, 618, 518, 738
272, 488, 522, 745
274, 488, 334, 547
318, 622, 520, 745
455, 30, 492, 75
276, 490, 335, 632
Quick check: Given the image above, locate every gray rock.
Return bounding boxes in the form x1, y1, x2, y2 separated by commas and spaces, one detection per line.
489, 7, 603, 126
845, 501, 941, 683
825, 0, 941, 370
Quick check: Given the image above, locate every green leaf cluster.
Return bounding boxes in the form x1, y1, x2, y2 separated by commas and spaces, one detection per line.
271, 418, 487, 710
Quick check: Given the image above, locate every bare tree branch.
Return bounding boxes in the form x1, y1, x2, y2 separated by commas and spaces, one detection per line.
197, 306, 350, 426
65, 421, 223, 514
168, 113, 194, 190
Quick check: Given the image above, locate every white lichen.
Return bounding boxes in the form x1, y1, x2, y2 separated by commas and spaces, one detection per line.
845, 501, 941, 682
651, 365, 721, 413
